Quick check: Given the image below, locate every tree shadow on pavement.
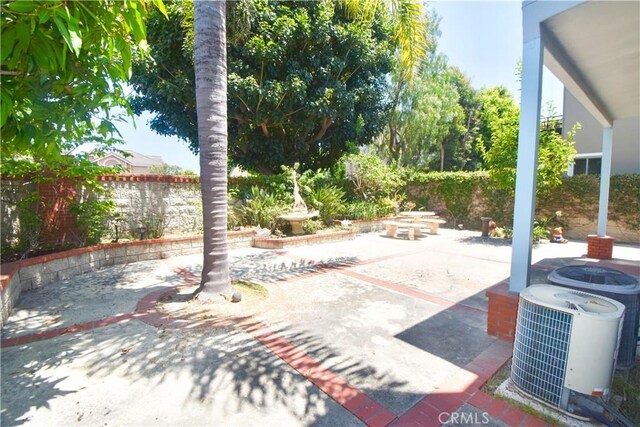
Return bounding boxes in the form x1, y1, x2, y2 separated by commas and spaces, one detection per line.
178, 251, 359, 284
2, 307, 417, 426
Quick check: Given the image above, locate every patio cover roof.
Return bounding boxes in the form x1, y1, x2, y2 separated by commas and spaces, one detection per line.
526, 0, 640, 126
510, 1, 639, 293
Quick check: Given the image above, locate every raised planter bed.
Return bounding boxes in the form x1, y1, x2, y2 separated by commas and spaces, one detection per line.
0, 220, 391, 326
0, 229, 256, 327
254, 229, 357, 249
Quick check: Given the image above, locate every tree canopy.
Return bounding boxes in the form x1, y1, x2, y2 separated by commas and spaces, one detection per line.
479, 88, 578, 196
1, 0, 166, 162
131, 0, 396, 174
380, 13, 475, 171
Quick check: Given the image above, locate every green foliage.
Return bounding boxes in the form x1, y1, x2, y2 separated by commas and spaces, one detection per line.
609, 174, 640, 230
477, 86, 520, 185
229, 173, 291, 203
380, 13, 479, 172
532, 221, 550, 242
1, 155, 119, 253
479, 88, 578, 198
147, 164, 197, 176
306, 185, 346, 226
538, 174, 640, 232
132, 0, 395, 173
341, 0, 428, 83
612, 366, 640, 425
343, 152, 403, 201
238, 186, 288, 231
136, 214, 166, 239
70, 198, 116, 246
1, 0, 166, 161
302, 219, 323, 235
404, 170, 486, 225
342, 201, 389, 221
11, 192, 44, 257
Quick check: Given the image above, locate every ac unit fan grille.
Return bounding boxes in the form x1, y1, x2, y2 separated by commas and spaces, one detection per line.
512, 299, 573, 407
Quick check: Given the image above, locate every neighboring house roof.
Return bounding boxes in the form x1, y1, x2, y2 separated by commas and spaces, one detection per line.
94, 150, 164, 167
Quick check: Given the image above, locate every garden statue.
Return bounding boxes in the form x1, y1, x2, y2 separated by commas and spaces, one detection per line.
279, 169, 318, 235
292, 169, 307, 212
551, 227, 568, 243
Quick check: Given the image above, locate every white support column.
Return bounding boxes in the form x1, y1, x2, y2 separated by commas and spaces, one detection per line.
509, 35, 544, 293
597, 127, 613, 236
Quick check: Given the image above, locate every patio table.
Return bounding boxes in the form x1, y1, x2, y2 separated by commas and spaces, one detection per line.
399, 211, 436, 222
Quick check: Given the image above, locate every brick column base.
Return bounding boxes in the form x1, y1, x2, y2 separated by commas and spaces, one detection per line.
486, 283, 520, 342
587, 235, 614, 260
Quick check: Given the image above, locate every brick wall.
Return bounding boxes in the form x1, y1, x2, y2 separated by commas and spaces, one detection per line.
37, 179, 79, 245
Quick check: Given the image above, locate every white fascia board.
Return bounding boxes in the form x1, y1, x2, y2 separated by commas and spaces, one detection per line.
522, 1, 586, 42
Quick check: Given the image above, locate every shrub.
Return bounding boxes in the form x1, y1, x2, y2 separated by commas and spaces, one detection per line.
302, 219, 322, 235
70, 197, 116, 245
342, 153, 404, 201
405, 170, 487, 225
307, 185, 346, 226
342, 201, 387, 221
238, 186, 287, 231
610, 174, 640, 230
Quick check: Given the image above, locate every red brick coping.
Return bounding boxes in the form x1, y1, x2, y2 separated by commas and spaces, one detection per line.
98, 174, 200, 183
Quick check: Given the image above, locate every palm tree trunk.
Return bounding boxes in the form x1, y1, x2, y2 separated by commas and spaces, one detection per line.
193, 0, 232, 301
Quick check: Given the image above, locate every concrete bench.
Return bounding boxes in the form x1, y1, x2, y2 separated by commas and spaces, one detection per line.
416, 218, 447, 234
382, 221, 425, 240
396, 217, 447, 235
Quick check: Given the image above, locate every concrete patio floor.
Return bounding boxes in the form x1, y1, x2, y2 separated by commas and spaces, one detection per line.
2, 229, 639, 426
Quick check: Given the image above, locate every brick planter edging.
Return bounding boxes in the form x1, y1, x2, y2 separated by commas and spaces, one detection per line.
1, 220, 405, 327
0, 230, 255, 327
486, 282, 520, 342
254, 230, 357, 249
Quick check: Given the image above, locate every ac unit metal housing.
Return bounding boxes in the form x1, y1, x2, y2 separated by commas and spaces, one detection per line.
548, 265, 640, 369
511, 284, 625, 414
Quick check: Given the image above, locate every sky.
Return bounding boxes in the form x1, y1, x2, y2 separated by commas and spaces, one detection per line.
116, 0, 565, 172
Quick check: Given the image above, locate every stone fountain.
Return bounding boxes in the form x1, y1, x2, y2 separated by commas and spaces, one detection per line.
279, 170, 319, 235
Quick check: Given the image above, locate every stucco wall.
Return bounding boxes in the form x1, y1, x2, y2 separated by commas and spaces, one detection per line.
563, 89, 640, 174
100, 176, 202, 236
1, 180, 36, 248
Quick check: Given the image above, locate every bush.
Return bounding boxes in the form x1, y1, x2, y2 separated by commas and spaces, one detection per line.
342, 153, 404, 201
610, 174, 640, 230
342, 201, 388, 221
307, 185, 346, 226
70, 197, 116, 245
302, 219, 323, 234
238, 186, 288, 231
405, 170, 487, 226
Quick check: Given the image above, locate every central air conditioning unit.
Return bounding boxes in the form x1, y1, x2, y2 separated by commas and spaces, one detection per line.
511, 285, 625, 417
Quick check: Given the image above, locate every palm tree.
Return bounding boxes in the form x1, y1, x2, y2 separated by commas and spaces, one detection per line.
343, 0, 428, 81
193, 0, 428, 301
193, 1, 232, 301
